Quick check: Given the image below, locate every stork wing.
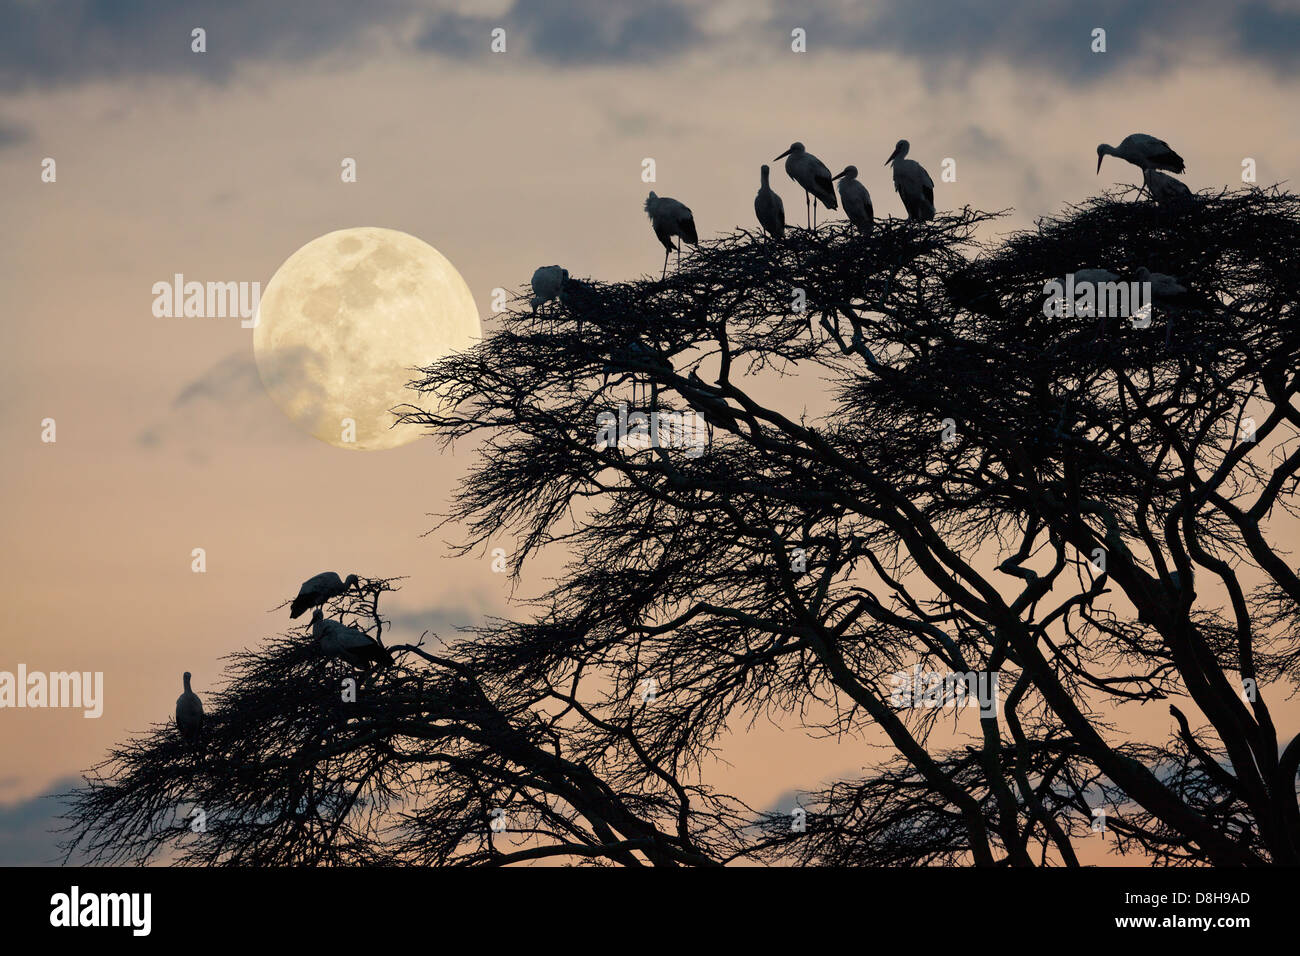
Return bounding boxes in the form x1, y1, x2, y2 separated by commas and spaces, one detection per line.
679, 214, 698, 246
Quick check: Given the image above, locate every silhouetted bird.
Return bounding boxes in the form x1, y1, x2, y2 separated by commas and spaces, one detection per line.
1097, 133, 1185, 176
644, 192, 698, 279
832, 166, 874, 233
885, 140, 935, 221
754, 164, 786, 240
557, 276, 599, 336
1136, 266, 1202, 344
310, 609, 392, 669
289, 571, 359, 619
1136, 266, 1188, 299
1144, 169, 1193, 208
175, 672, 203, 743
774, 142, 837, 228
530, 265, 568, 311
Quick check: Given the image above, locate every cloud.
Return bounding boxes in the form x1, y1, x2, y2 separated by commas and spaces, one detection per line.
5, 0, 1295, 94
0, 0, 706, 91
136, 350, 307, 456
765, 0, 1300, 79
0, 119, 28, 148
417, 0, 704, 64
169, 350, 264, 408
384, 589, 505, 644
0, 778, 82, 866
0, 0, 411, 91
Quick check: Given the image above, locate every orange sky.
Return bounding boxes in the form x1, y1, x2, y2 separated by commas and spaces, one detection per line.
2, 1, 1299, 864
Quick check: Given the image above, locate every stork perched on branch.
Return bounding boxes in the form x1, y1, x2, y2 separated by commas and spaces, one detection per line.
885, 140, 935, 221
774, 142, 837, 229
832, 166, 873, 233
289, 571, 359, 619
754, 164, 785, 240
645, 192, 697, 279
1096, 133, 1185, 176
175, 672, 203, 744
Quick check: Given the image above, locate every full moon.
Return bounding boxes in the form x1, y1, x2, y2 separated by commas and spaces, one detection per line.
253, 227, 480, 451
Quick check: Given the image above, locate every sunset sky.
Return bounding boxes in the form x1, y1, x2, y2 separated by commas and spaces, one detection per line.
2, 0, 1299, 863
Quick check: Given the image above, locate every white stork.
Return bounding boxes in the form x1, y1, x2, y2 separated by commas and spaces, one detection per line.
644, 191, 698, 279
1136, 267, 1193, 344
1070, 269, 1122, 334
310, 609, 392, 669
1143, 169, 1193, 208
530, 266, 568, 311
289, 571, 359, 619
774, 142, 837, 229
884, 140, 935, 221
754, 164, 785, 240
1136, 266, 1188, 298
175, 672, 203, 743
1097, 134, 1185, 180
832, 166, 873, 233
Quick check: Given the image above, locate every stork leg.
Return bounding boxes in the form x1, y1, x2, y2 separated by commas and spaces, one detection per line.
676, 240, 681, 270
661, 246, 670, 280
805, 191, 811, 229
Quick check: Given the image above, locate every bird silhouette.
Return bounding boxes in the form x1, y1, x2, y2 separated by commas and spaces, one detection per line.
289, 571, 359, 619
1144, 169, 1194, 209
644, 192, 698, 279
1096, 133, 1185, 176
530, 265, 568, 311
310, 609, 392, 669
1136, 266, 1203, 344
754, 164, 786, 240
774, 142, 837, 228
885, 140, 935, 221
175, 672, 203, 744
832, 166, 874, 233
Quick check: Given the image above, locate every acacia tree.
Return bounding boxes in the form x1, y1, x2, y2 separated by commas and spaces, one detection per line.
64, 190, 1300, 866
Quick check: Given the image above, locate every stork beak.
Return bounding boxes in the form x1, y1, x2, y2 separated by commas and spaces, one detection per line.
884, 148, 900, 166
832, 169, 848, 180
774, 148, 792, 161
1096, 155, 1103, 174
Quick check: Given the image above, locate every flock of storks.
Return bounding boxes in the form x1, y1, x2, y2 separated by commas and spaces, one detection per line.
529, 132, 1190, 302
174, 571, 384, 744
173, 134, 1194, 746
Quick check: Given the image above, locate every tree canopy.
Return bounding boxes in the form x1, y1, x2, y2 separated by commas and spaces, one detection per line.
64, 188, 1300, 866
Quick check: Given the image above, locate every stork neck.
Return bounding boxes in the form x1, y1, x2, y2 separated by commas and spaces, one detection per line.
183, 674, 191, 691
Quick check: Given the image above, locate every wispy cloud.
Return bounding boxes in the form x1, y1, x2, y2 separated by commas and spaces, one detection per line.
764, 0, 1300, 79
0, 0, 410, 91
136, 350, 307, 456
0, 118, 28, 148
417, 0, 704, 64
4, 0, 1296, 95
0, 778, 81, 866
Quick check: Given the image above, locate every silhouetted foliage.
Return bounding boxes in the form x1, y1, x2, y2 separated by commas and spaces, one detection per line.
64, 188, 1300, 865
